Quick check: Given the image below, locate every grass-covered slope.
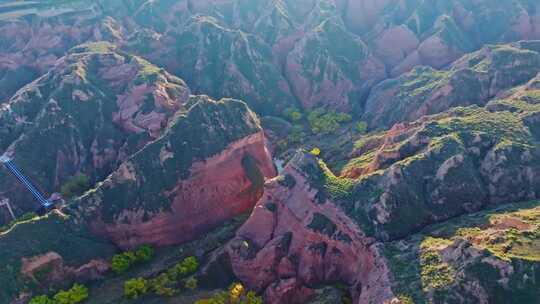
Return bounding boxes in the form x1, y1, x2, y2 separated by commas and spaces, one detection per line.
303, 100, 540, 241
364, 41, 540, 129
384, 200, 540, 304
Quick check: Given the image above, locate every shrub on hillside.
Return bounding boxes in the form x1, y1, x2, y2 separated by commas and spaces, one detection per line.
167, 256, 199, 281
29, 295, 55, 304
30, 284, 89, 304
308, 108, 351, 134
60, 174, 91, 199
282, 107, 303, 122
194, 283, 262, 304
53, 284, 89, 304
111, 245, 154, 274
124, 278, 149, 299
184, 277, 198, 290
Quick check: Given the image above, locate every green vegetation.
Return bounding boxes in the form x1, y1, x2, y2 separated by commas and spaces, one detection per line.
122, 256, 200, 299
195, 283, 262, 304
30, 284, 89, 304
166, 256, 199, 281
307, 108, 351, 134
111, 245, 154, 274
288, 125, 306, 144
282, 107, 303, 122
124, 278, 149, 299
397, 294, 415, 304
419, 238, 455, 291
60, 174, 91, 199
133, 57, 162, 85
184, 277, 198, 290
384, 201, 540, 303
355, 121, 368, 134
309, 147, 321, 156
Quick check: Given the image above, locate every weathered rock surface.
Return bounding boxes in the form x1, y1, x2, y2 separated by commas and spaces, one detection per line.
75, 97, 276, 248
21, 252, 109, 286
227, 153, 394, 304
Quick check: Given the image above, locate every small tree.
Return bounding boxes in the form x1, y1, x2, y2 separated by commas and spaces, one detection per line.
282, 107, 303, 122
124, 278, 149, 299
111, 253, 133, 274
356, 121, 368, 134
184, 277, 198, 290
29, 295, 54, 304
53, 284, 89, 304
135, 245, 154, 262
229, 283, 244, 302
60, 174, 90, 199
309, 147, 321, 156
150, 273, 176, 296
181, 256, 199, 274
245, 291, 263, 304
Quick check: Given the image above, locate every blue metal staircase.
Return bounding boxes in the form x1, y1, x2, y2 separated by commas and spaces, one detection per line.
0, 155, 54, 210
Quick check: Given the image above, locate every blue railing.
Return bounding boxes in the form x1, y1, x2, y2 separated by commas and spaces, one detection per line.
1, 156, 53, 208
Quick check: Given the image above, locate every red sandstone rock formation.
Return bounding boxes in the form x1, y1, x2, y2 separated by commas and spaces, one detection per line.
91, 132, 276, 249
227, 153, 395, 304
21, 252, 109, 286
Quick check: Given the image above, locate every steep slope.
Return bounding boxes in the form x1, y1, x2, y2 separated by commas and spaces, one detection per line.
385, 200, 540, 303
73, 96, 276, 248
0, 212, 116, 303
127, 14, 296, 115
227, 94, 540, 302
0, 42, 190, 222
364, 41, 540, 129
227, 153, 394, 304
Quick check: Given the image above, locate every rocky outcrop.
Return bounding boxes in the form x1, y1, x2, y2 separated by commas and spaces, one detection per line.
20, 252, 109, 287
0, 42, 189, 220
75, 97, 276, 248
227, 153, 394, 304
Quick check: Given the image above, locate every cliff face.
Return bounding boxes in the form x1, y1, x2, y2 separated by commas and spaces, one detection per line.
75, 97, 276, 248
0, 42, 189, 219
227, 153, 394, 304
